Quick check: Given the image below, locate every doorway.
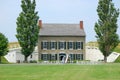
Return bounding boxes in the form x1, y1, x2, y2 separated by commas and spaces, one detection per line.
59, 53, 66, 61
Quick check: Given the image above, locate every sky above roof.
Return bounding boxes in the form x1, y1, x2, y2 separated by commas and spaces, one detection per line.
0, 0, 120, 42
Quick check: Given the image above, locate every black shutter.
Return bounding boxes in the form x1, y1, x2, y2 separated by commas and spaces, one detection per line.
59, 42, 60, 49
64, 42, 66, 49
41, 54, 43, 60
47, 42, 49, 50
50, 42, 51, 50
76, 54, 78, 60
73, 42, 75, 49
72, 42, 73, 49
55, 54, 57, 60
67, 42, 69, 49
41, 42, 43, 49
55, 42, 57, 49
81, 54, 83, 60
73, 54, 75, 60
76, 42, 78, 50
81, 42, 83, 49
50, 54, 51, 61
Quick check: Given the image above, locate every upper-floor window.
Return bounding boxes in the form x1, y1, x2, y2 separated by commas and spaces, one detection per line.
41, 41, 48, 50
43, 42, 47, 49
68, 42, 73, 50
59, 41, 66, 50
41, 41, 83, 50
77, 42, 81, 49
76, 41, 83, 50
50, 41, 57, 50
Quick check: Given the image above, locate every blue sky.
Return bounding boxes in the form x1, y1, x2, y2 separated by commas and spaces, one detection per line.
0, 0, 120, 42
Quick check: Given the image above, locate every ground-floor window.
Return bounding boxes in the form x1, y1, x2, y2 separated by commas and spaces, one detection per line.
41, 54, 48, 61
76, 54, 83, 60
51, 54, 57, 60
41, 53, 83, 61
69, 54, 83, 60
69, 54, 75, 60
41, 54, 57, 61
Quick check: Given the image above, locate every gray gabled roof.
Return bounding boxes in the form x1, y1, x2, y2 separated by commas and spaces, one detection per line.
39, 24, 86, 37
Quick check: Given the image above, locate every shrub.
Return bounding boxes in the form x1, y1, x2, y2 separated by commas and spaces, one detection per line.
29, 60, 37, 63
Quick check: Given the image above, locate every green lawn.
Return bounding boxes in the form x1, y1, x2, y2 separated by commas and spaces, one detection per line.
0, 64, 120, 80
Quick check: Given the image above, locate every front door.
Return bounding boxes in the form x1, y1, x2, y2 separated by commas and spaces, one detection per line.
59, 53, 66, 61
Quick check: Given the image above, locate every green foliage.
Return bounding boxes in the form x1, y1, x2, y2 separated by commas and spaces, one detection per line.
114, 55, 120, 63
94, 0, 119, 62
0, 32, 9, 63
114, 43, 120, 53
16, 0, 39, 62
0, 64, 120, 80
29, 60, 37, 63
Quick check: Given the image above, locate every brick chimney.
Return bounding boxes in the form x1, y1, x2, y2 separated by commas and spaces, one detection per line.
39, 20, 42, 28
80, 21, 83, 29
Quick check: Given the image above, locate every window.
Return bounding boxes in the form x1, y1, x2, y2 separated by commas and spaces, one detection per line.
50, 41, 57, 50
41, 54, 48, 61
60, 42, 64, 49
69, 54, 83, 60
41, 54, 57, 61
41, 41, 48, 50
51, 54, 57, 60
59, 41, 66, 50
30, 55, 32, 58
68, 42, 73, 50
43, 42, 47, 49
76, 54, 83, 60
76, 42, 83, 50
76, 42, 81, 49
51, 42, 55, 49
69, 54, 75, 60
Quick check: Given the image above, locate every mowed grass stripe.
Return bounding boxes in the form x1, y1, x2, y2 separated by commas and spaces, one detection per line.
0, 64, 120, 80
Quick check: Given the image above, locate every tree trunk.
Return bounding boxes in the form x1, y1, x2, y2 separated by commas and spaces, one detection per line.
0, 56, 1, 63
104, 56, 107, 63
24, 56, 28, 63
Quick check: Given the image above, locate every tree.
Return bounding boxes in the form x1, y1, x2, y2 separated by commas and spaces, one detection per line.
94, 0, 119, 62
0, 32, 8, 63
16, 0, 39, 62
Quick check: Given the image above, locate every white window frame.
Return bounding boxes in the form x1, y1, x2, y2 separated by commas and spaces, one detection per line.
42, 53, 48, 61
51, 40, 56, 50
59, 41, 65, 50
68, 41, 73, 50
69, 53, 74, 61
42, 40, 47, 50
51, 53, 56, 60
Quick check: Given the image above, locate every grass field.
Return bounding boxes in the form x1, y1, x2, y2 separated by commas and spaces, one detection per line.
0, 64, 120, 80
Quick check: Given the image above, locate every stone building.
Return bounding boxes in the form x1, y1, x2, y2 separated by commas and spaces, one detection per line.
38, 20, 86, 62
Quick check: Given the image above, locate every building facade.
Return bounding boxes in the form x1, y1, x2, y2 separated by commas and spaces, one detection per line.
8, 42, 20, 49
38, 20, 86, 62
5, 48, 38, 63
